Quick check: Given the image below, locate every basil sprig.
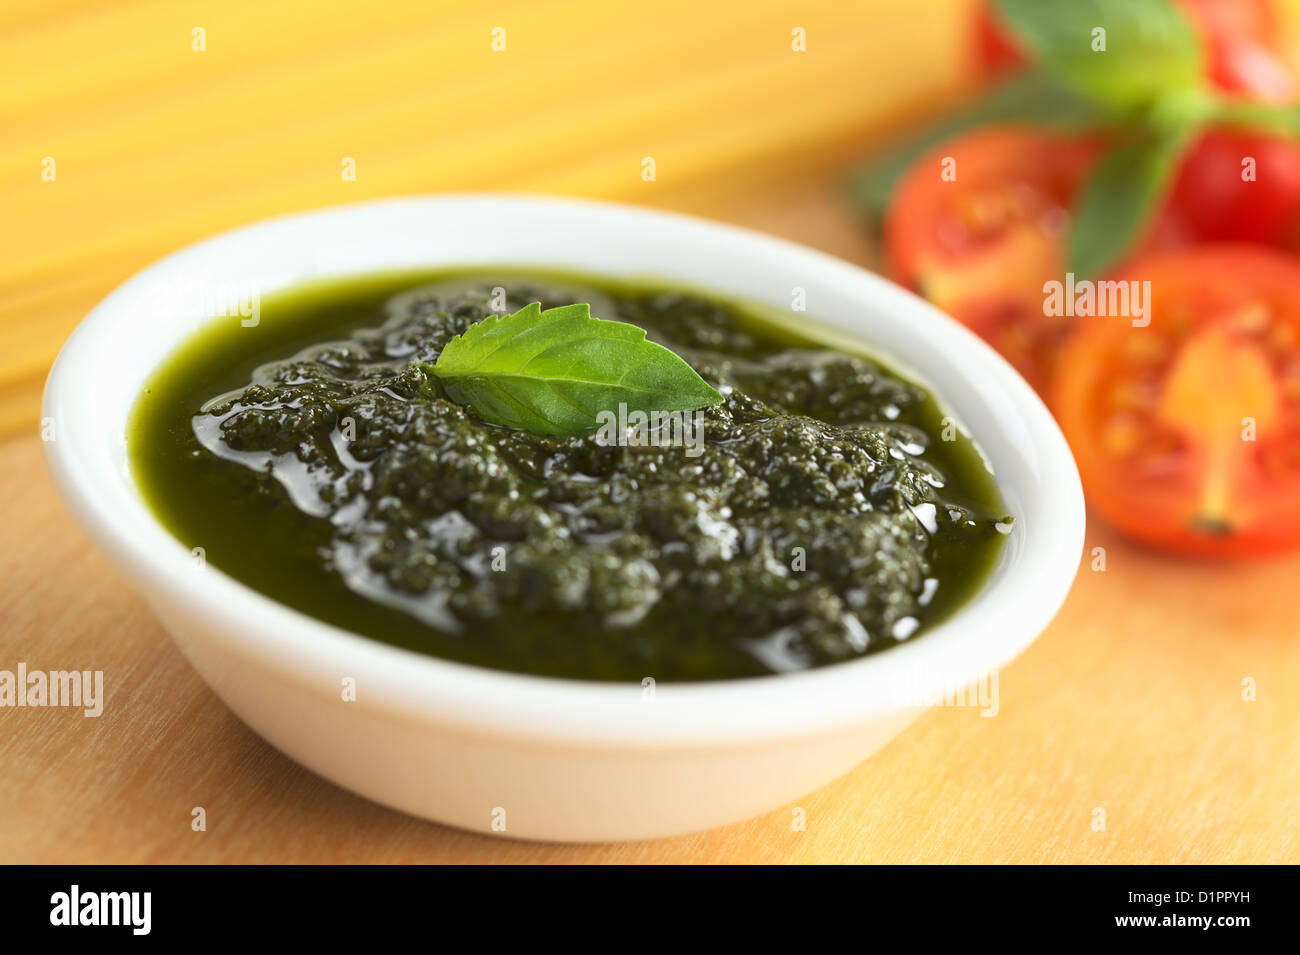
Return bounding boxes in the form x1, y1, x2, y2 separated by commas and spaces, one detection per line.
419, 302, 723, 435
1067, 129, 1192, 279
853, 0, 1300, 279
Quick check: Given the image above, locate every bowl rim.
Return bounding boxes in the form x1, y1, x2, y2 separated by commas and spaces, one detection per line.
42, 193, 1084, 746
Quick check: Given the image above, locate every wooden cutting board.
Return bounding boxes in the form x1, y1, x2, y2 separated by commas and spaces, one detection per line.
3, 175, 1297, 863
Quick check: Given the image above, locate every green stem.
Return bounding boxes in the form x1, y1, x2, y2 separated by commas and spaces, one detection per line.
1209, 99, 1300, 139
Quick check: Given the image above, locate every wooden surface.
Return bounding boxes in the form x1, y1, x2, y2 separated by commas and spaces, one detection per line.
4, 175, 1299, 863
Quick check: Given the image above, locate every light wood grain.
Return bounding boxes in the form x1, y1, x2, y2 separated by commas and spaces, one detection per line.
4, 176, 1298, 864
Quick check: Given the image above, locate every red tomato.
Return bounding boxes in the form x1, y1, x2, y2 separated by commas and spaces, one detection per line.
1054, 246, 1300, 557
972, 3, 1024, 76
1170, 131, 1300, 245
1178, 0, 1297, 100
1174, 0, 1300, 247
885, 128, 1104, 395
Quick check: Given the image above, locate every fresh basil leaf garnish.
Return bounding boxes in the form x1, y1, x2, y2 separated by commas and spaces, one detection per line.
420, 302, 723, 435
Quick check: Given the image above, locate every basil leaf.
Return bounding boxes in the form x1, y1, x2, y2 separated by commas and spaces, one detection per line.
422, 302, 723, 435
1067, 130, 1191, 278
850, 70, 1113, 223
993, 0, 1203, 109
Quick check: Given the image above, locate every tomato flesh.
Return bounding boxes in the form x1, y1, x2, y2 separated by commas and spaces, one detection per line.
1054, 247, 1300, 557
885, 128, 1102, 395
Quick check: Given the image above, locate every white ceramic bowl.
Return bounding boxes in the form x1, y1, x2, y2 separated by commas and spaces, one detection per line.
44, 195, 1083, 842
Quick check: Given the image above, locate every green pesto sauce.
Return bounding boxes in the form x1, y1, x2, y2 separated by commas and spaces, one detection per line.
129, 269, 1010, 682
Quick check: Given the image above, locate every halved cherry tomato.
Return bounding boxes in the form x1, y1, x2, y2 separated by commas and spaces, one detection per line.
1054, 246, 1300, 557
885, 128, 1103, 395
